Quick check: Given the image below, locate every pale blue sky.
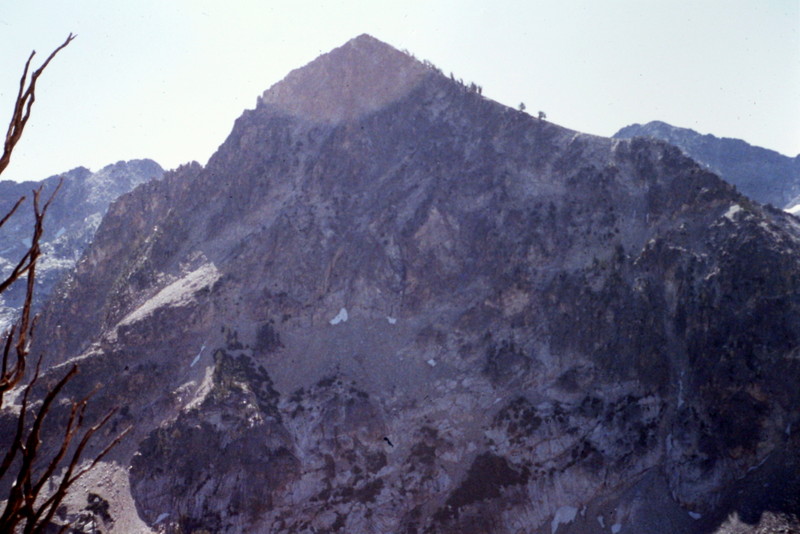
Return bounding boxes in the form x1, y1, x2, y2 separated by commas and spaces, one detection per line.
1, 0, 798, 182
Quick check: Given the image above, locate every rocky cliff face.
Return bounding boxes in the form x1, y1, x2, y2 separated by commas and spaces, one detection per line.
614, 121, 800, 210
0, 159, 163, 329
11, 36, 800, 533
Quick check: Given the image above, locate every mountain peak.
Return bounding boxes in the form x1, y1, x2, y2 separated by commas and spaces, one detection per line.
258, 34, 431, 123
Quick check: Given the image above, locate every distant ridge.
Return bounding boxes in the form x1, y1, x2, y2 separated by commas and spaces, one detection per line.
614, 120, 800, 208
0, 159, 163, 329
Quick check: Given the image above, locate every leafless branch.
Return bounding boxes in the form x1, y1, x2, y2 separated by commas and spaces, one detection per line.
0, 357, 129, 533
0, 181, 61, 408
0, 33, 130, 533
0, 33, 75, 176
0, 196, 26, 230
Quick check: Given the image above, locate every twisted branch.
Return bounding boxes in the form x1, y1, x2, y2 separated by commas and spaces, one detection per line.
0, 33, 75, 176
0, 33, 131, 533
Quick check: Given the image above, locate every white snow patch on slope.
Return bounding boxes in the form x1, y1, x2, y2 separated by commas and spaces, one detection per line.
329, 307, 348, 325
190, 343, 206, 367
551, 506, 578, 534
724, 204, 743, 221
786, 204, 800, 216
689, 511, 702, 520
119, 263, 220, 327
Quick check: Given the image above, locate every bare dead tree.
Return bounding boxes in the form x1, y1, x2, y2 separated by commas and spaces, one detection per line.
0, 34, 130, 533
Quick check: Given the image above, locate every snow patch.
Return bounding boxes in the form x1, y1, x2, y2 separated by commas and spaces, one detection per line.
597, 515, 605, 528
154, 513, 170, 525
611, 523, 622, 534
386, 316, 397, 324
551, 506, 578, 534
190, 344, 206, 367
55, 227, 66, 238
427, 358, 437, 367
724, 204, 742, 221
786, 204, 800, 216
329, 307, 348, 325
689, 511, 702, 520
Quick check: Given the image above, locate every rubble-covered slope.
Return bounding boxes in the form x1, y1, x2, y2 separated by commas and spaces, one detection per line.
0, 159, 163, 329
19, 35, 800, 533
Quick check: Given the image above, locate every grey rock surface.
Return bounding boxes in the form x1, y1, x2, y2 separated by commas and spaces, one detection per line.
0, 159, 164, 330
9, 36, 800, 533
614, 120, 800, 209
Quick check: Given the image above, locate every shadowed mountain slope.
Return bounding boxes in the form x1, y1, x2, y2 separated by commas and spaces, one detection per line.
10, 35, 800, 534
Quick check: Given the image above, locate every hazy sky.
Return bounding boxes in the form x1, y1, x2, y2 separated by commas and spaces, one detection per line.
1, 1, 798, 182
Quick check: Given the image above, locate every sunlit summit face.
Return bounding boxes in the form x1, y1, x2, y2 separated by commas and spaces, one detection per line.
259, 35, 431, 123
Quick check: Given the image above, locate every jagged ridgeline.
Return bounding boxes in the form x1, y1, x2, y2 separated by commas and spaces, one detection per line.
614, 120, 800, 210
11, 35, 800, 533
0, 160, 163, 330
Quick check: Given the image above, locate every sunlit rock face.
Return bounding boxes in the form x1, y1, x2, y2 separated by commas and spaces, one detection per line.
259, 33, 430, 123
614, 120, 800, 210
0, 159, 163, 330
23, 36, 800, 533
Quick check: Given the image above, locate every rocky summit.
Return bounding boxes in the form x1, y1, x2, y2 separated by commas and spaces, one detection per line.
8, 35, 800, 533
